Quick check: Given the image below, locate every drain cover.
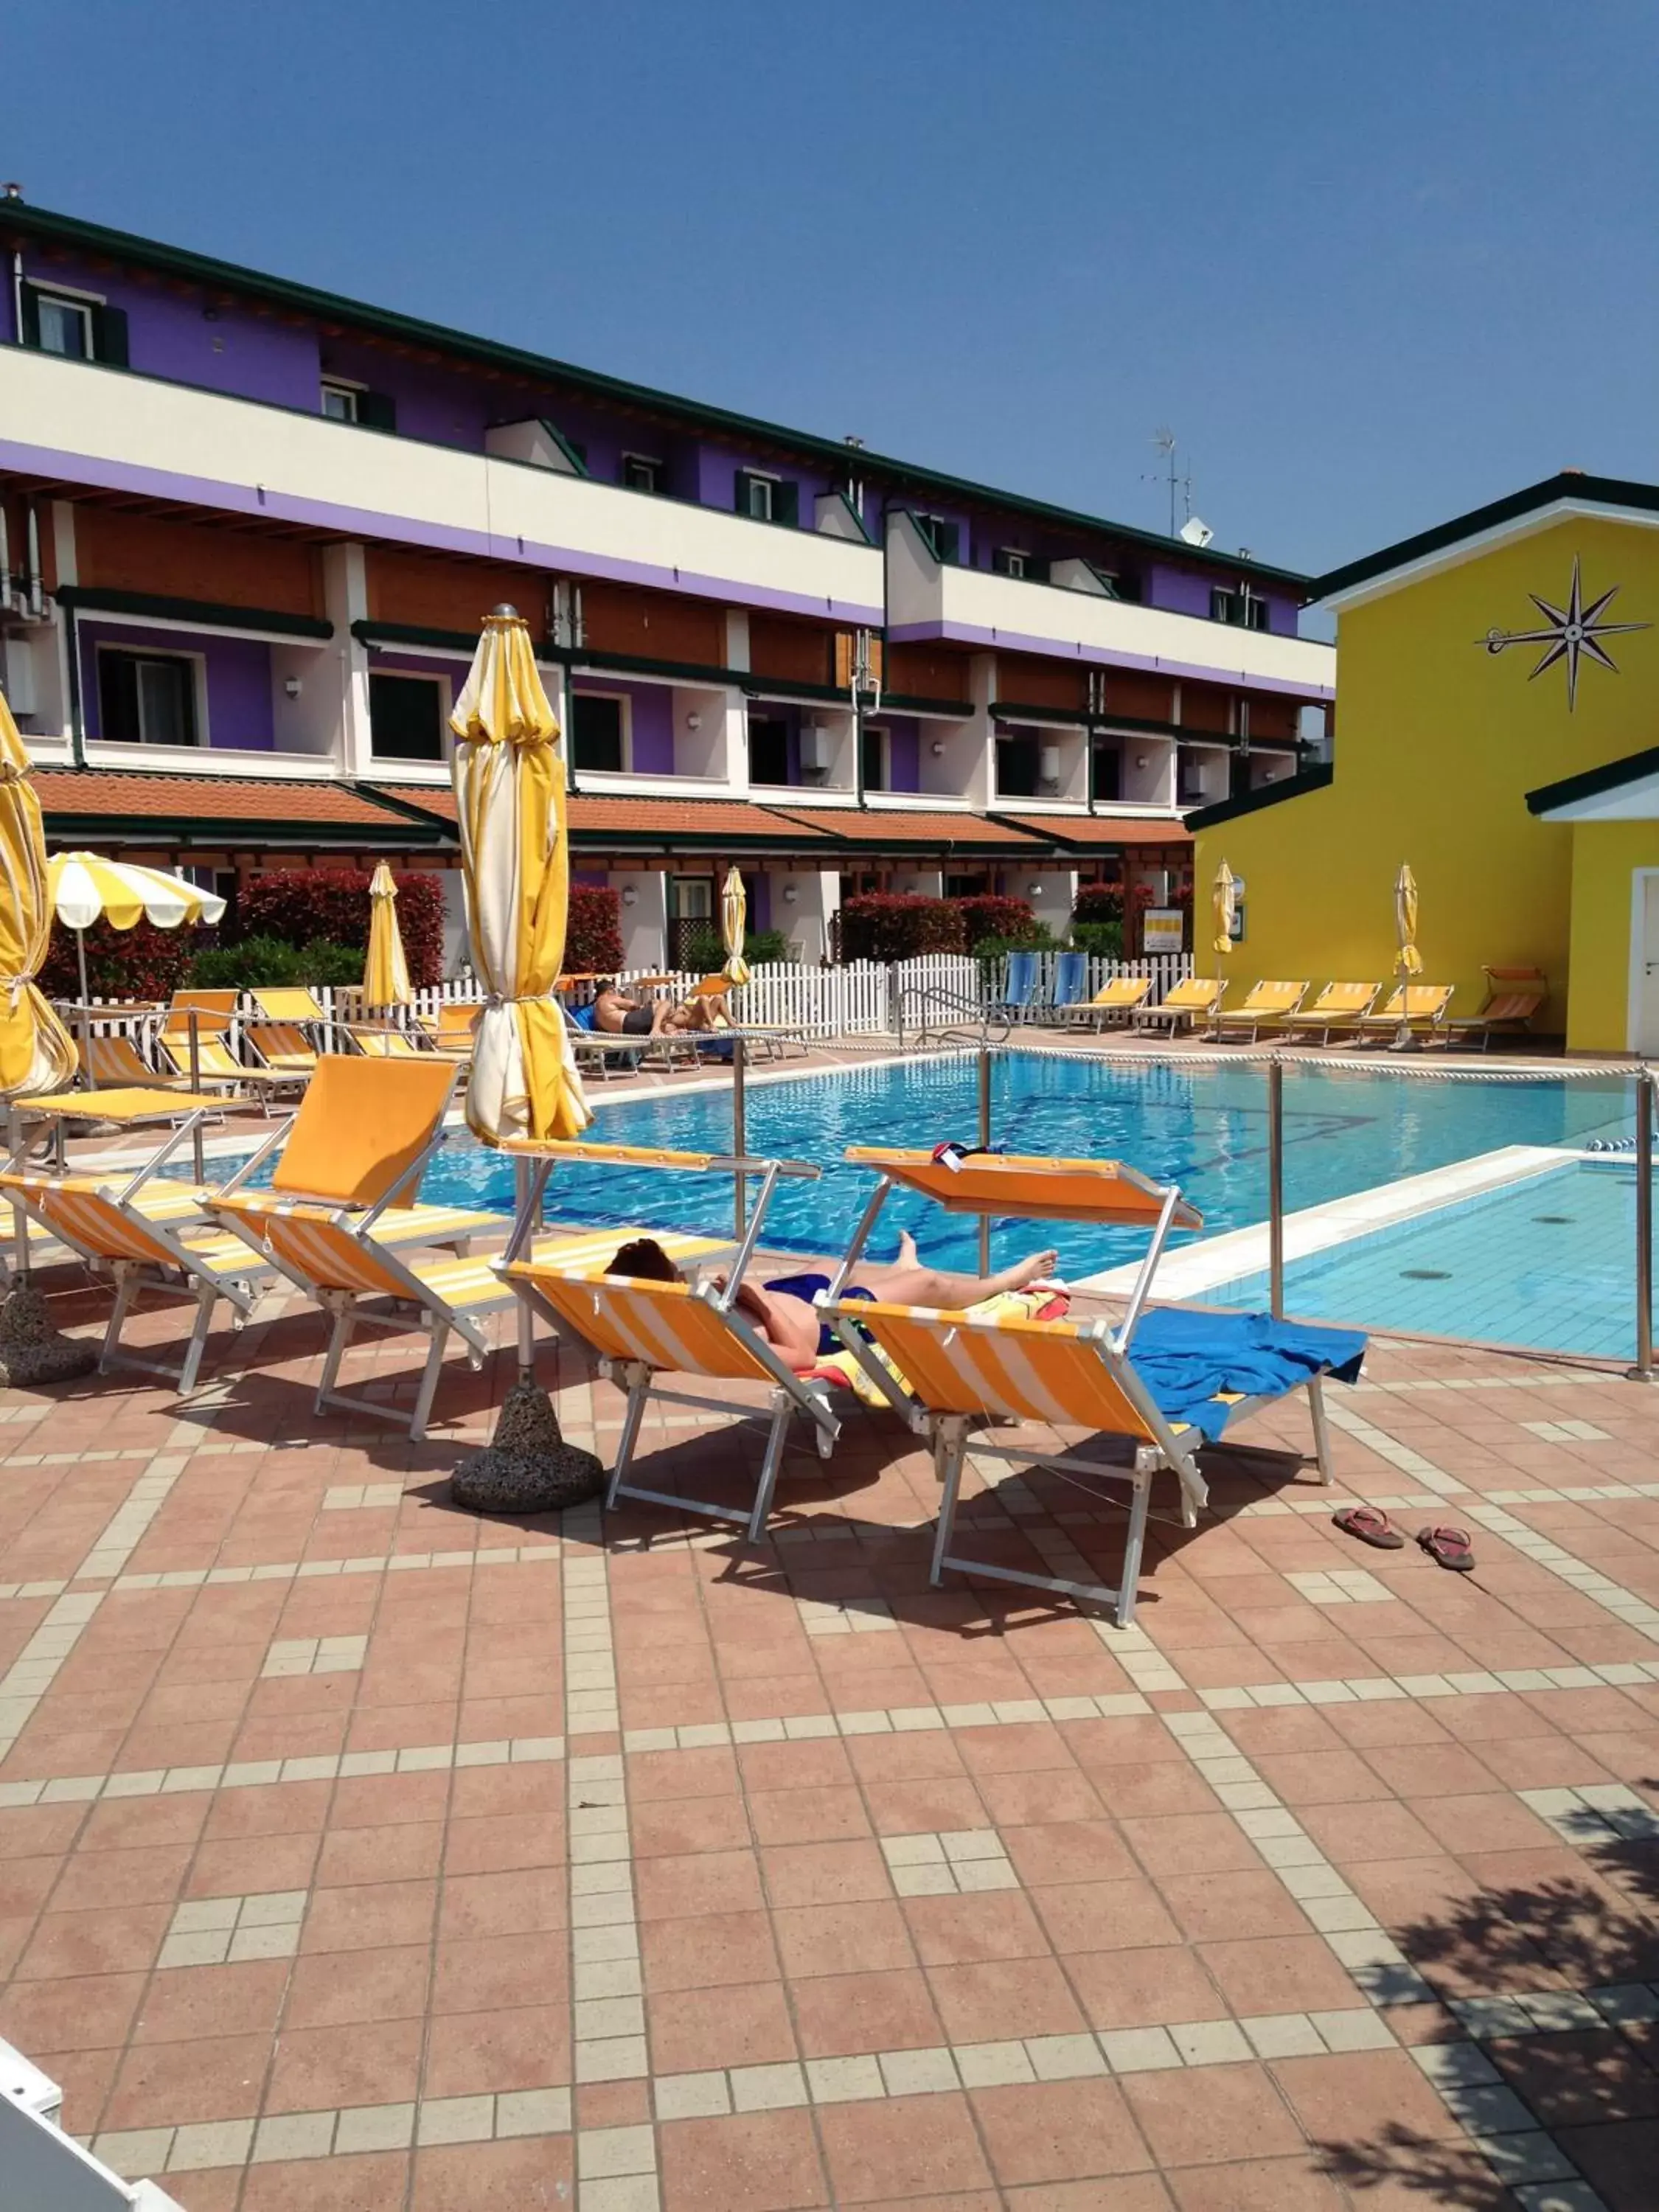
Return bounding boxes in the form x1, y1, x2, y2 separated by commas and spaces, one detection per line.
1401, 1267, 1452, 1280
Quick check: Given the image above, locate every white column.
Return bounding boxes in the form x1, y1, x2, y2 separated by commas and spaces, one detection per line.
323, 543, 374, 776
612, 871, 667, 967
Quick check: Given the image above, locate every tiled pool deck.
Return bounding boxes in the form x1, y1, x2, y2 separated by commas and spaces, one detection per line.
4, 1240, 1659, 2208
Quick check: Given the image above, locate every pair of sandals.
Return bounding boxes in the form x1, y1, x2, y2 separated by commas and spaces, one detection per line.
1333, 1503, 1474, 1573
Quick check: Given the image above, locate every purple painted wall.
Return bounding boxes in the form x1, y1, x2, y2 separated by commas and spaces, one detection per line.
572, 679, 674, 775
881, 716, 922, 793
78, 622, 274, 748
572, 870, 608, 888
1147, 563, 1298, 635
750, 872, 771, 932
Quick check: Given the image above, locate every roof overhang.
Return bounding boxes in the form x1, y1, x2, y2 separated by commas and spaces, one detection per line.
1318, 473, 1659, 613
1527, 743, 1659, 822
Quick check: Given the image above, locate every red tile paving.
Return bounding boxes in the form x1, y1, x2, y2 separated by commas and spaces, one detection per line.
1, 1204, 1658, 2209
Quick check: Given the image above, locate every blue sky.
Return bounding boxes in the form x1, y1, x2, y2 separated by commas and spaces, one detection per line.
5, 0, 1655, 580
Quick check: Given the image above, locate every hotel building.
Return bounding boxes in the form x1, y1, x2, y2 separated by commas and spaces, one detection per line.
0, 194, 1335, 969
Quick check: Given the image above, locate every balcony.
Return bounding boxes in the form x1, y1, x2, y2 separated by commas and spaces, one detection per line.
886, 514, 1334, 700
0, 348, 885, 627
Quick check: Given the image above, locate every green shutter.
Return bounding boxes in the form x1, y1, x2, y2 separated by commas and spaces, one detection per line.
734, 469, 754, 515
358, 389, 397, 432
774, 480, 799, 527
17, 282, 39, 348
92, 304, 128, 366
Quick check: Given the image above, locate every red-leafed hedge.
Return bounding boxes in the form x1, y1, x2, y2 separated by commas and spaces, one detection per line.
1071, 883, 1124, 924
566, 886, 623, 973
39, 916, 204, 1003
235, 869, 445, 986
956, 895, 1035, 952
839, 893, 966, 962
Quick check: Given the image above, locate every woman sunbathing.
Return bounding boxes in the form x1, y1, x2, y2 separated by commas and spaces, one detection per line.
607, 1232, 1060, 1371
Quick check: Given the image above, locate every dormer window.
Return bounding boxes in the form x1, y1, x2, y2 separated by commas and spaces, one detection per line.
993, 547, 1049, 582
321, 380, 397, 431
735, 470, 799, 526
914, 514, 961, 566
19, 282, 128, 366
1211, 584, 1267, 630
621, 453, 661, 493
321, 380, 359, 422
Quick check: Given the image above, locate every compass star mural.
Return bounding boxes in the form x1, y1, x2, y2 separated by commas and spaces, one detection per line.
1481, 555, 1651, 711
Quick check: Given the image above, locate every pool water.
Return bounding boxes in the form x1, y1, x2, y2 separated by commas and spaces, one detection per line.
1208, 1160, 1651, 1361
380, 1054, 1632, 1281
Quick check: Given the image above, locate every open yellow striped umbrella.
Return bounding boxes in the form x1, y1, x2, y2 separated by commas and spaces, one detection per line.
0, 698, 77, 1096
362, 862, 411, 1011
47, 852, 226, 1006
1211, 859, 1238, 959
450, 608, 591, 1144
1394, 863, 1424, 977
720, 866, 750, 986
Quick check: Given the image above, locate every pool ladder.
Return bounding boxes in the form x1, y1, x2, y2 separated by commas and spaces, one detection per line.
894, 984, 1010, 1052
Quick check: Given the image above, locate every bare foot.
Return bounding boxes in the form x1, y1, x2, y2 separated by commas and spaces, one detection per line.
897, 1229, 920, 1267
1016, 1250, 1060, 1288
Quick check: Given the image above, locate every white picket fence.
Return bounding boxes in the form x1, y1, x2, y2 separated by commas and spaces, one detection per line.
63, 950, 1195, 1049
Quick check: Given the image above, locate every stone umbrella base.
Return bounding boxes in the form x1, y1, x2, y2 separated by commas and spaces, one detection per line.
0, 1279, 97, 1387
451, 1379, 605, 1516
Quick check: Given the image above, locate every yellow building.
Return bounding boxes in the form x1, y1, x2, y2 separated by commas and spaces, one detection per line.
1191, 471, 1659, 1053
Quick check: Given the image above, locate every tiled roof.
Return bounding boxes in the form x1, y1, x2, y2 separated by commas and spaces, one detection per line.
773, 807, 1043, 848
34, 769, 435, 833
570, 796, 832, 844
995, 812, 1194, 848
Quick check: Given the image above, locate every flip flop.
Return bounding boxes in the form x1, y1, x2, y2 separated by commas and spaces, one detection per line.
1416, 1525, 1475, 1573
1332, 1505, 1406, 1551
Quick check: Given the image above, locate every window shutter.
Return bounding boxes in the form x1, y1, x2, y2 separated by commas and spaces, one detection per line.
774, 480, 799, 527
734, 470, 754, 514
92, 304, 128, 367
17, 282, 39, 348
358, 389, 397, 432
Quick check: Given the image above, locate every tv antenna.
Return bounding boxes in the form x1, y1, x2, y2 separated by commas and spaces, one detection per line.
1145, 428, 1194, 538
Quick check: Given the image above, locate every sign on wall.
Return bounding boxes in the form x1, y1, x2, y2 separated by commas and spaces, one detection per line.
1144, 908, 1185, 953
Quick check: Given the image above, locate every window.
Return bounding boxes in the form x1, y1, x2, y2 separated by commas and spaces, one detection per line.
914, 514, 961, 566
860, 725, 888, 793
992, 547, 1048, 582
621, 453, 661, 493
995, 734, 1040, 798
1210, 585, 1267, 630
571, 693, 626, 773
945, 873, 988, 900
369, 672, 445, 762
747, 715, 790, 787
321, 381, 397, 430
97, 650, 198, 748
20, 283, 127, 366
735, 470, 799, 526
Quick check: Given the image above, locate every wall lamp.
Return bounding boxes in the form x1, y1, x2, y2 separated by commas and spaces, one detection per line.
782, 883, 799, 904
685, 712, 702, 731
930, 738, 945, 757
621, 885, 638, 907
283, 676, 302, 699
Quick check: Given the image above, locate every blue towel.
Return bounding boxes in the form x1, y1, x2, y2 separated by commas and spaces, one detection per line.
568, 1003, 597, 1032
1127, 1307, 1366, 1441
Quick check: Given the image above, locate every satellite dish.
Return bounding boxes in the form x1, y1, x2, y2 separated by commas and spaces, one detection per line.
1180, 516, 1214, 548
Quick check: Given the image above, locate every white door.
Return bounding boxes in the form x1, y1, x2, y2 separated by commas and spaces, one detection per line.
1633, 872, 1659, 1054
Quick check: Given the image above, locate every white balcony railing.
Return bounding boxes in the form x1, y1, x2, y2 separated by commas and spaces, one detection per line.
887, 515, 1335, 700
0, 348, 884, 627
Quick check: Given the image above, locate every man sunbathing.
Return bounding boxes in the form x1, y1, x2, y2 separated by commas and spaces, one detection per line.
591, 979, 720, 1040
608, 1231, 1060, 1371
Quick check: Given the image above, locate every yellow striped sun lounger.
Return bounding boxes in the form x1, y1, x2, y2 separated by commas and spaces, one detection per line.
1213, 980, 1310, 1042
1278, 981, 1382, 1046
1056, 975, 1152, 1031
1132, 975, 1224, 1034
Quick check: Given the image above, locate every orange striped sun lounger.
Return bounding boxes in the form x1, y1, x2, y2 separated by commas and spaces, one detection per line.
347, 1024, 433, 1059
417, 1001, 484, 1062
1055, 975, 1152, 1031
1444, 968, 1548, 1051
497, 1141, 823, 1537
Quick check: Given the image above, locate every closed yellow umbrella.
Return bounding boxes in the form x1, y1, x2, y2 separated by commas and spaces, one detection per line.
1211, 859, 1238, 960
720, 866, 750, 985
1394, 863, 1424, 977
449, 608, 590, 1144
363, 862, 411, 1011
0, 696, 76, 1097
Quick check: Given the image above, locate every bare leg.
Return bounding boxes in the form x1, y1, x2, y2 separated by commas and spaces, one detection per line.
854, 1248, 1060, 1309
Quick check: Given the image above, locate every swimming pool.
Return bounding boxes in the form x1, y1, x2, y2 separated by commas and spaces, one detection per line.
397, 1053, 1634, 1280
1207, 1158, 1649, 1361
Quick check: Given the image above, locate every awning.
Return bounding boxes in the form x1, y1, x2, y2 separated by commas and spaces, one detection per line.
34, 769, 452, 849
992, 813, 1194, 849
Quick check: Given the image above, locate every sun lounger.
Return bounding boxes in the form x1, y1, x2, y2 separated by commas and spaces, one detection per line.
1278, 981, 1382, 1046
1444, 968, 1548, 1051
1056, 975, 1152, 1031
418, 1001, 484, 1062
990, 949, 1040, 1024
158, 994, 299, 1106
1133, 975, 1223, 1034
1350, 983, 1455, 1042
348, 1023, 432, 1059
83, 1033, 175, 1088
498, 1143, 827, 1537
823, 1295, 1359, 1626
1213, 980, 1310, 1043
1027, 952, 1087, 1028
206, 1057, 523, 1434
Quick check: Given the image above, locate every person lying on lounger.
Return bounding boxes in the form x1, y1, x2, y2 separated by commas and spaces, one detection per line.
591, 979, 720, 1040
607, 1232, 1060, 1372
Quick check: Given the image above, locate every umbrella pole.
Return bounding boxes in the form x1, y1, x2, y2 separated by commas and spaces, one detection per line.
75, 928, 94, 1091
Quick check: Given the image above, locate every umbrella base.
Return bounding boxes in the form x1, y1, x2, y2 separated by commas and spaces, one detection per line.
0, 1281, 98, 1387
451, 1380, 604, 1515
